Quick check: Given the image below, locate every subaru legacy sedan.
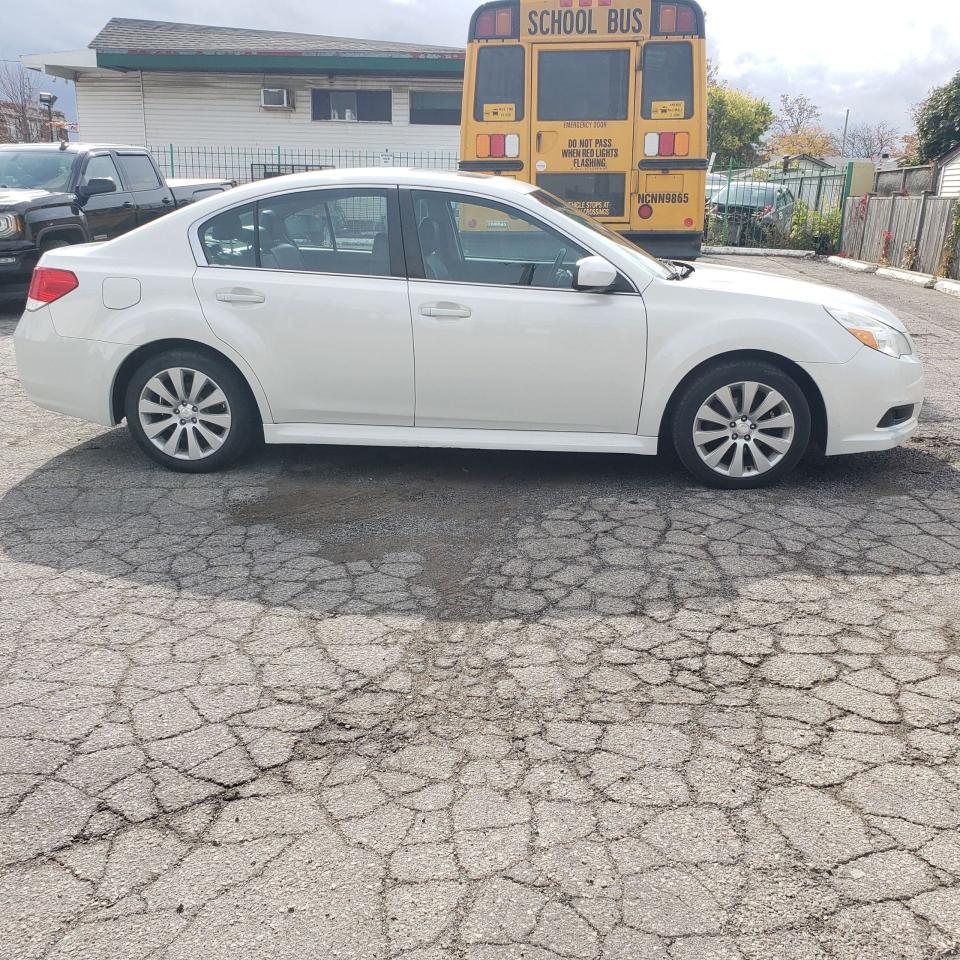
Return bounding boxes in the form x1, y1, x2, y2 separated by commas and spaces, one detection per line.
15, 169, 923, 489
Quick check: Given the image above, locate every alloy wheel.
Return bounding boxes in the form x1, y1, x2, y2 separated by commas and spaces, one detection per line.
692, 380, 796, 479
137, 367, 232, 461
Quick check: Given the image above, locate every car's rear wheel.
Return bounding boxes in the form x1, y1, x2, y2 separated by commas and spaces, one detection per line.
124, 348, 258, 473
672, 360, 811, 489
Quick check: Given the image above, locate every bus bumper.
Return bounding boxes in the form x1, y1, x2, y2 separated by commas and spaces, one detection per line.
622, 231, 702, 261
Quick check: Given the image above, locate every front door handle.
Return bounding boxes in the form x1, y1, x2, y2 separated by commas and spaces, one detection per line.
420, 302, 472, 320
216, 289, 266, 304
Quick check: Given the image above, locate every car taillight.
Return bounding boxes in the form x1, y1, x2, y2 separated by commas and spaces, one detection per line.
26, 267, 79, 311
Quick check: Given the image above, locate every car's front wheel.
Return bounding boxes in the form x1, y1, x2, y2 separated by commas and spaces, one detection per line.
124, 348, 258, 473
672, 360, 811, 489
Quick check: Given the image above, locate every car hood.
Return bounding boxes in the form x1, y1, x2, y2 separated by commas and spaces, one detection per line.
0, 187, 73, 212
679, 261, 908, 332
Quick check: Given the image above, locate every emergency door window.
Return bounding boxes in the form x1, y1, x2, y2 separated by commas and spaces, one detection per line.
538, 50, 630, 121
641, 43, 694, 120
473, 46, 525, 122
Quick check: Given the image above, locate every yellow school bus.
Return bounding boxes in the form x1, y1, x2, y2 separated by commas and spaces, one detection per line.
460, 0, 708, 259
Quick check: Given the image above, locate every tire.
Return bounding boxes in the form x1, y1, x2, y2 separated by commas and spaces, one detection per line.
39, 238, 73, 252
672, 360, 811, 490
124, 348, 258, 473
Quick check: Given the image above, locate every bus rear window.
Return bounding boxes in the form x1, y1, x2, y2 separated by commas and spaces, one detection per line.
474, 46, 525, 122
641, 43, 694, 120
538, 50, 630, 122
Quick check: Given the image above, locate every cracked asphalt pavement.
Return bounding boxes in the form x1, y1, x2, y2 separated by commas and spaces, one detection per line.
1, 256, 960, 959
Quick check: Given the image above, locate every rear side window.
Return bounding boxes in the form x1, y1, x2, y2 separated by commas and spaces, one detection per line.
474, 46, 525, 122
116, 154, 162, 191
200, 204, 257, 267
538, 50, 630, 122
641, 42, 694, 120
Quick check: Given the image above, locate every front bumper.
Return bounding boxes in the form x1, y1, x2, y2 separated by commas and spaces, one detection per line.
14, 305, 133, 427
801, 347, 925, 456
0, 244, 39, 289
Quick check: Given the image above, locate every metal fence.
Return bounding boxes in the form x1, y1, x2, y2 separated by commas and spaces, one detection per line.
874, 165, 937, 197
148, 144, 460, 184
840, 194, 959, 278
705, 162, 850, 252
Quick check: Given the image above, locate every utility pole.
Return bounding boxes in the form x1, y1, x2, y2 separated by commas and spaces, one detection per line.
840, 109, 850, 157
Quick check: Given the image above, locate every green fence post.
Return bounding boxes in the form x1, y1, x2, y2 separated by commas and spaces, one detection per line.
838, 161, 855, 254
277, 145, 282, 170
722, 158, 733, 246
168, 144, 174, 179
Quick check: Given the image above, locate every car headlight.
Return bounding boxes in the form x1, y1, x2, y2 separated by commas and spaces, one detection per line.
0, 213, 23, 240
826, 307, 913, 359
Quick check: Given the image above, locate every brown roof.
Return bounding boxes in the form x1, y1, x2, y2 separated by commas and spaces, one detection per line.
90, 17, 464, 59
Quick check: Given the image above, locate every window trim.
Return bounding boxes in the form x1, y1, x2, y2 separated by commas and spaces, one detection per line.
194, 185, 405, 280
398, 186, 637, 294
310, 88, 394, 124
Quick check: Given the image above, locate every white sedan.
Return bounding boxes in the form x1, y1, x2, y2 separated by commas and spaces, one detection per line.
15, 169, 924, 489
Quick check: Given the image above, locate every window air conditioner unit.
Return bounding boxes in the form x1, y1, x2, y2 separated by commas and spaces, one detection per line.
261, 88, 293, 109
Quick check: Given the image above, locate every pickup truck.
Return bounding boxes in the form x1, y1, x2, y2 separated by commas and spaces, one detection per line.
0, 143, 232, 295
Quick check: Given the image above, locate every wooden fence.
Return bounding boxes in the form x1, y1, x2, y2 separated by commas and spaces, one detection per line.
841, 194, 959, 278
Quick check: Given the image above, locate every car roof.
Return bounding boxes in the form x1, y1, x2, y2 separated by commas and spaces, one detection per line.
216, 167, 539, 204
0, 142, 149, 154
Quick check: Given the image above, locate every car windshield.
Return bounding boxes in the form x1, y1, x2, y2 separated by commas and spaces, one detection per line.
711, 183, 782, 209
0, 150, 76, 191
530, 189, 676, 279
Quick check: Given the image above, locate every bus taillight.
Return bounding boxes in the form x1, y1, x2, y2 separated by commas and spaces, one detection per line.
658, 3, 698, 34
474, 4, 515, 38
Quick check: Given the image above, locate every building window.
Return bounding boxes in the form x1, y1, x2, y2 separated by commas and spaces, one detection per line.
311, 90, 392, 123
410, 91, 462, 126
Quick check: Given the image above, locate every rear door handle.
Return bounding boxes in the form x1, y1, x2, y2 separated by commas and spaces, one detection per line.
216, 289, 266, 304
420, 302, 472, 320
121, 202, 135, 209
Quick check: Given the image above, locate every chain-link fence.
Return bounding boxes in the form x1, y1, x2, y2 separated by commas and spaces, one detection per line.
705, 163, 850, 253
149, 144, 460, 184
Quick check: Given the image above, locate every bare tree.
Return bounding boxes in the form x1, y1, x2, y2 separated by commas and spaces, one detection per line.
0, 63, 41, 143
772, 94, 821, 137
846, 121, 901, 160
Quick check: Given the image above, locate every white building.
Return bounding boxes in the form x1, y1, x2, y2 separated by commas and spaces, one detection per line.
24, 18, 465, 179
938, 145, 960, 199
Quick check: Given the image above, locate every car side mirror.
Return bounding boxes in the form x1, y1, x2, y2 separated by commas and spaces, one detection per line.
78, 177, 117, 202
573, 255, 618, 292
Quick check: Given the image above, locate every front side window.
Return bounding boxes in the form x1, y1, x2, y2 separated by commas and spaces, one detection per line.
200, 203, 257, 267
116, 154, 162, 191
473, 46, 525, 122
80, 154, 122, 187
410, 91, 462, 126
258, 189, 395, 276
312, 90, 392, 122
641, 42, 694, 120
538, 50, 630, 122
411, 190, 588, 289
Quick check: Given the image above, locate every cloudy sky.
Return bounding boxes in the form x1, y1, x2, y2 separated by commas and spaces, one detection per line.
4, 0, 959, 136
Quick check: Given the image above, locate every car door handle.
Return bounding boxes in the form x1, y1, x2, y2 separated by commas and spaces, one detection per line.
121, 202, 135, 209
420, 302, 472, 320
161, 197, 172, 205
216, 289, 266, 304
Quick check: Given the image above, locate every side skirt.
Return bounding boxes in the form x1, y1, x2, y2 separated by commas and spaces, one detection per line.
264, 424, 659, 457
